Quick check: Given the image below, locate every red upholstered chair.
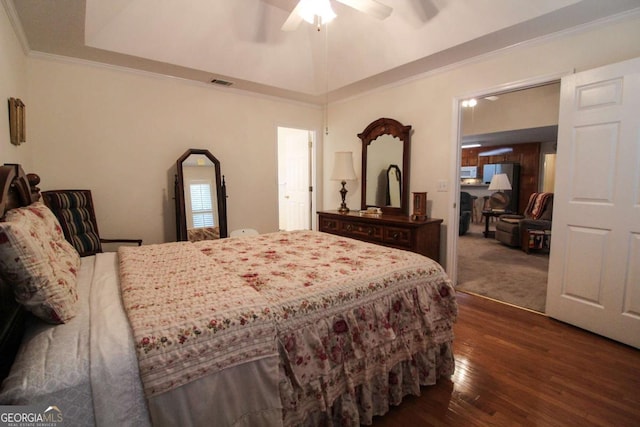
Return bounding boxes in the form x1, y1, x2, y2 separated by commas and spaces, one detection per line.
495, 192, 553, 247
42, 190, 142, 257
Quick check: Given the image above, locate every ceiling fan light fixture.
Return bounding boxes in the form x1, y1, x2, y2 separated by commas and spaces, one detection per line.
298, 0, 336, 25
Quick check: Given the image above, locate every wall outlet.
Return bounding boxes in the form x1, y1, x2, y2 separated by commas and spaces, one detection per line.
437, 180, 448, 192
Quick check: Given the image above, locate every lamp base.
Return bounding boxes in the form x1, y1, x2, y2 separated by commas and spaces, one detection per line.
490, 191, 510, 210
338, 180, 349, 213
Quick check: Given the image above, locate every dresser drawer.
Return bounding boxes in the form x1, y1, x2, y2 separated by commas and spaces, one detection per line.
319, 216, 340, 232
383, 226, 412, 248
339, 221, 383, 241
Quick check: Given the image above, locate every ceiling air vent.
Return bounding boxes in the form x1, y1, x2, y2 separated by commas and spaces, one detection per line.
210, 78, 233, 87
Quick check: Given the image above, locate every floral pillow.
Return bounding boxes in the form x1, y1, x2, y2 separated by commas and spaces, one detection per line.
0, 201, 80, 324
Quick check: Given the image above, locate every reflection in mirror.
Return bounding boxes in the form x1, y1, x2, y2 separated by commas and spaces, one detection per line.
175, 149, 227, 241
359, 118, 411, 215
366, 135, 403, 207
386, 165, 401, 207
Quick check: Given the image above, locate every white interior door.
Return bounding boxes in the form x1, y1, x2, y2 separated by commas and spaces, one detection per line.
278, 127, 313, 231
546, 56, 640, 348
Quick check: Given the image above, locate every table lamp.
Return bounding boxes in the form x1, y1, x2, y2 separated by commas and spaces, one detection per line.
330, 151, 357, 213
488, 173, 512, 211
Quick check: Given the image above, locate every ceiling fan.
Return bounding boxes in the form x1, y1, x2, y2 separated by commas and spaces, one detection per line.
281, 0, 393, 31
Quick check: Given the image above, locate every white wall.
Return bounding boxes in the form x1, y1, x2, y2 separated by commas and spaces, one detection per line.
26, 57, 322, 244
324, 13, 640, 268
0, 4, 31, 166
461, 82, 560, 135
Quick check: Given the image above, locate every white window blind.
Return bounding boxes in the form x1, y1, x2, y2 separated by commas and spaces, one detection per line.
190, 182, 215, 228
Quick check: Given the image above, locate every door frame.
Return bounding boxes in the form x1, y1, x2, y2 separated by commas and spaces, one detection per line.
447, 71, 570, 286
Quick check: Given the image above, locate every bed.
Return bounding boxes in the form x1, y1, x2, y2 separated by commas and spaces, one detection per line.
0, 164, 457, 426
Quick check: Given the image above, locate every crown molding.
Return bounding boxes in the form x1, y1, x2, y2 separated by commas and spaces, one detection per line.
1, 0, 30, 54
27, 50, 323, 110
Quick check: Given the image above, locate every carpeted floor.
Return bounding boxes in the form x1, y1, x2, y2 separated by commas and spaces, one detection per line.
456, 222, 549, 313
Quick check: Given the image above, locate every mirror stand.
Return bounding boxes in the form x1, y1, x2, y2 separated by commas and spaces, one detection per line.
175, 149, 228, 241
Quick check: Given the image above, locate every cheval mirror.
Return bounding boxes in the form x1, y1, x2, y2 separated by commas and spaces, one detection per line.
175, 149, 228, 241
359, 118, 411, 215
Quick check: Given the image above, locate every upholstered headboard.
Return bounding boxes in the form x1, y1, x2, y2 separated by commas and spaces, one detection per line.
0, 164, 41, 382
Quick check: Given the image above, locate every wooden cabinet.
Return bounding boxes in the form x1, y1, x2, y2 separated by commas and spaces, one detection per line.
461, 147, 480, 166
318, 211, 443, 263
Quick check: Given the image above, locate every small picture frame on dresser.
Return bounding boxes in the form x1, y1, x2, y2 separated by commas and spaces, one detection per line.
411, 192, 427, 221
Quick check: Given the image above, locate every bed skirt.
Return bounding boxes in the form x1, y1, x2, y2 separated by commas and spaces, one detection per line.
144, 341, 454, 427
283, 342, 454, 426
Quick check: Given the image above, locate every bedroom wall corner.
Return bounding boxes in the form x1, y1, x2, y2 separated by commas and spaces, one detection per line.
0, 2, 32, 168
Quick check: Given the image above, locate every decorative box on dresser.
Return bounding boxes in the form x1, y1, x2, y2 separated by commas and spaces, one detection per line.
317, 211, 443, 263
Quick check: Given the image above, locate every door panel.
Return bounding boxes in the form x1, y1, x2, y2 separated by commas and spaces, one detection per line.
546, 56, 640, 348
562, 226, 608, 304
625, 235, 640, 315
570, 123, 618, 203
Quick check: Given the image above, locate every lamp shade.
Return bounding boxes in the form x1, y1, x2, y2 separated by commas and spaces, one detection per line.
331, 152, 357, 181
488, 173, 512, 191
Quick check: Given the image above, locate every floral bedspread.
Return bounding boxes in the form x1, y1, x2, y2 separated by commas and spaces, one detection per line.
118, 242, 277, 398
195, 230, 458, 425
119, 231, 457, 425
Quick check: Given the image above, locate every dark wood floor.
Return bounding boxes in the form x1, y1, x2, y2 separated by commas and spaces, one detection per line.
373, 291, 640, 426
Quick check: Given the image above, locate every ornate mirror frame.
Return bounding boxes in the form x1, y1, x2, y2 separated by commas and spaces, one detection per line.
175, 148, 228, 241
358, 118, 411, 215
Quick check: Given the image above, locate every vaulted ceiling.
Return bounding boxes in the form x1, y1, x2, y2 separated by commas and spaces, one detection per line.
7, 0, 640, 104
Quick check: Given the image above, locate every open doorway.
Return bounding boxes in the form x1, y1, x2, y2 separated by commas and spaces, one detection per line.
455, 82, 560, 313
277, 127, 315, 231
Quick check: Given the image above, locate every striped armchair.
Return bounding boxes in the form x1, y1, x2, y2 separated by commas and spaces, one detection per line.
42, 190, 142, 257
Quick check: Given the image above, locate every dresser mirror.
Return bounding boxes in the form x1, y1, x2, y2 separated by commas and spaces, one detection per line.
358, 118, 411, 215
175, 149, 228, 241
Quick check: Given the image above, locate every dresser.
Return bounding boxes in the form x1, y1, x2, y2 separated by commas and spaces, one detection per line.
317, 211, 443, 263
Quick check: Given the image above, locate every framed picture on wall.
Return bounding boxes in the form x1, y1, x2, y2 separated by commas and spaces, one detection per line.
8, 97, 26, 145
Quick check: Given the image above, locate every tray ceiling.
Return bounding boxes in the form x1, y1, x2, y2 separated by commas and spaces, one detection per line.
7, 0, 640, 103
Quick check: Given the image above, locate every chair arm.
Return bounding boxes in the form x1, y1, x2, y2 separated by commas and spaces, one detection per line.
519, 219, 551, 231
100, 238, 143, 246
499, 214, 525, 221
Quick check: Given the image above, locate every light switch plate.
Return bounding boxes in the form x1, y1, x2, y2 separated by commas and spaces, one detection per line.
437, 180, 448, 192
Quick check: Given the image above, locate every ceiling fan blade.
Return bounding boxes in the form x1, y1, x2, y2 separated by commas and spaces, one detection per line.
281, 1, 304, 31
336, 0, 393, 20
